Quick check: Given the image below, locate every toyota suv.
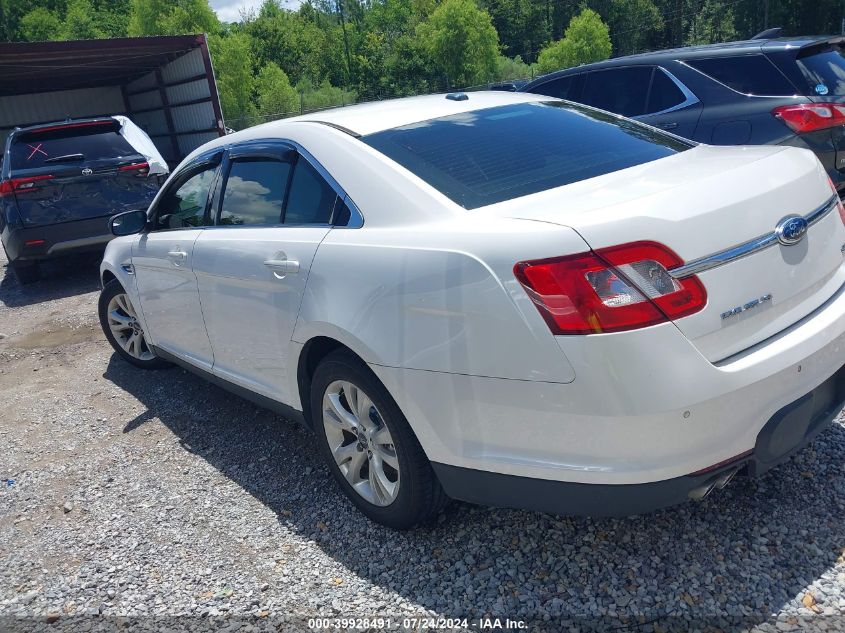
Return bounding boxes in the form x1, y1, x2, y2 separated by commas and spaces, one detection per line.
0, 117, 166, 284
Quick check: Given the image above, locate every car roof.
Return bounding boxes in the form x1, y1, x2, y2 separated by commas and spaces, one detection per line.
10, 116, 118, 137
242, 91, 551, 138
524, 35, 844, 86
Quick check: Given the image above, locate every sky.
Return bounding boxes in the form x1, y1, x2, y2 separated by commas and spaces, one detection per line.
210, 0, 302, 22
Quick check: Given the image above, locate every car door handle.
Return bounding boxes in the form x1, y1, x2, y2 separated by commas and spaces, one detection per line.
659, 122, 678, 130
167, 250, 187, 260
264, 258, 300, 275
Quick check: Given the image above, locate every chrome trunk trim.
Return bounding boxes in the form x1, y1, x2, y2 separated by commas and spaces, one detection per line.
669, 195, 839, 279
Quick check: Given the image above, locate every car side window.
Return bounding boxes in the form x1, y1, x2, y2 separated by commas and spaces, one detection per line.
581, 67, 652, 117
685, 55, 795, 96
219, 158, 291, 226
529, 73, 584, 100
153, 164, 218, 231
646, 69, 687, 113
284, 158, 337, 225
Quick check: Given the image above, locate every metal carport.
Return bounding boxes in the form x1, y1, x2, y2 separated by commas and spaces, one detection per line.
0, 34, 225, 167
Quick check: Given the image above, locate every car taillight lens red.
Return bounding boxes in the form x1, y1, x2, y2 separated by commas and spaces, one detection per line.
773, 103, 845, 134
514, 241, 707, 335
0, 174, 55, 198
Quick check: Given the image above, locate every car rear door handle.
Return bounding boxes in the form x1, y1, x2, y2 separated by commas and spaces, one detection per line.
168, 250, 187, 260
264, 258, 300, 276
659, 122, 678, 130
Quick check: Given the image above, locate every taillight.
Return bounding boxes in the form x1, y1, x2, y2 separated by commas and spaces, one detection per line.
0, 174, 54, 198
773, 103, 845, 134
514, 241, 707, 335
119, 161, 149, 176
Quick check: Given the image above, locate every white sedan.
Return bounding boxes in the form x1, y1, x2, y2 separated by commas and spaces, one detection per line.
99, 91, 845, 528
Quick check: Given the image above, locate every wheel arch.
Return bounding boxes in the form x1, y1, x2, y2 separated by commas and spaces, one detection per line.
296, 335, 363, 430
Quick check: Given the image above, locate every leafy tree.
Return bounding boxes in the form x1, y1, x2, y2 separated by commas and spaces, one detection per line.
63, 0, 104, 39
209, 32, 257, 128
596, 0, 662, 56
244, 2, 330, 85
128, 0, 218, 36
19, 7, 62, 41
536, 8, 611, 74
416, 0, 499, 88
296, 77, 355, 111
256, 62, 299, 116
493, 54, 533, 81
686, 0, 738, 45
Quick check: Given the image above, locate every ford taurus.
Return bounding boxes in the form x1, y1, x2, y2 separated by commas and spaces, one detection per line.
98, 92, 845, 528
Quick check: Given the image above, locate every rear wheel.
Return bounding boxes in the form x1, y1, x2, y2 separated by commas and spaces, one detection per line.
98, 279, 168, 369
12, 262, 40, 285
311, 350, 447, 529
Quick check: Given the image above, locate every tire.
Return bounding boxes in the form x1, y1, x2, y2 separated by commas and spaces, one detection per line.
311, 350, 448, 529
98, 279, 169, 369
12, 262, 40, 285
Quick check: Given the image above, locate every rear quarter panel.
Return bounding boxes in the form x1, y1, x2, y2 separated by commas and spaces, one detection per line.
293, 216, 589, 384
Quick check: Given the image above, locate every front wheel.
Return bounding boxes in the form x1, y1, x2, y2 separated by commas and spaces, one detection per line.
311, 350, 447, 529
98, 280, 168, 369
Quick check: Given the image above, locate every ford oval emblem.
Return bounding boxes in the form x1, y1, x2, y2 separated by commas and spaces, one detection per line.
775, 215, 808, 246
81, 168, 93, 176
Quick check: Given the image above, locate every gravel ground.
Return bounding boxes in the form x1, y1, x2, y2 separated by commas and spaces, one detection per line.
1, 249, 845, 633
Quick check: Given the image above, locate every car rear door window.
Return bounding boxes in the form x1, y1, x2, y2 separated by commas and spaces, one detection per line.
154, 164, 218, 230
219, 159, 291, 226
284, 159, 337, 225
686, 55, 795, 95
795, 47, 845, 96
363, 101, 691, 209
647, 69, 687, 113
580, 67, 652, 117
9, 121, 137, 171
528, 73, 585, 100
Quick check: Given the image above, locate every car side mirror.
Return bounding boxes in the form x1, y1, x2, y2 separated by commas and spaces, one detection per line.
110, 210, 148, 236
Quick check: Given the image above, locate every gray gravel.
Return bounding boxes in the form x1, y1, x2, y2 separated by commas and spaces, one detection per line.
1, 250, 845, 633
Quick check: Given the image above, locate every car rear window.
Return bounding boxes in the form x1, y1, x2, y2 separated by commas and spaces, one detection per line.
362, 101, 691, 209
685, 55, 795, 95
9, 121, 137, 171
796, 46, 845, 96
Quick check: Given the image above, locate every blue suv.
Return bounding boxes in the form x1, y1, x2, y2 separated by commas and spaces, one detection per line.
521, 35, 845, 196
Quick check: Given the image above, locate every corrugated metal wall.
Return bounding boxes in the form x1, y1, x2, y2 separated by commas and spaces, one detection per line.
1, 43, 223, 166
0, 87, 124, 147
125, 47, 221, 165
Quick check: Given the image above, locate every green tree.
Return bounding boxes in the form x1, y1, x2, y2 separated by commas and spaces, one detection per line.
209, 32, 257, 128
63, 0, 104, 39
19, 7, 62, 41
128, 0, 218, 36
686, 0, 738, 45
536, 8, 611, 74
416, 0, 499, 88
256, 62, 299, 116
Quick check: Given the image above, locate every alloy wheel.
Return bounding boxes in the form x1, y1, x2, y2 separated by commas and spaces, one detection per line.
322, 380, 400, 506
107, 293, 154, 361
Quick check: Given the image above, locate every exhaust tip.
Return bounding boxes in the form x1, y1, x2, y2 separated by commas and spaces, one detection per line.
714, 467, 739, 490
688, 480, 717, 502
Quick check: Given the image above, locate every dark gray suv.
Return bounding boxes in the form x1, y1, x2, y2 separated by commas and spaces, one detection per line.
522, 35, 845, 196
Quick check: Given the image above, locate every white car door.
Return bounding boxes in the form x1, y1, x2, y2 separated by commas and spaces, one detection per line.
131, 152, 221, 371
192, 141, 345, 402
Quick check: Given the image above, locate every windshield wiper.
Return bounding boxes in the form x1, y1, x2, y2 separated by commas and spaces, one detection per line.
44, 153, 84, 164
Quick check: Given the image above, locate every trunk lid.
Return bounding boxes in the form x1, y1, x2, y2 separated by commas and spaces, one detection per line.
492, 144, 845, 362
7, 120, 160, 227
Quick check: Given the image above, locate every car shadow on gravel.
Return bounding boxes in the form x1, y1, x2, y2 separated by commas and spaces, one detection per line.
104, 354, 845, 626
0, 254, 101, 308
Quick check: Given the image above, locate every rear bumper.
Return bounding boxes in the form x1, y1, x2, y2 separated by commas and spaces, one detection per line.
371, 278, 845, 488
433, 365, 845, 517
2, 216, 113, 263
